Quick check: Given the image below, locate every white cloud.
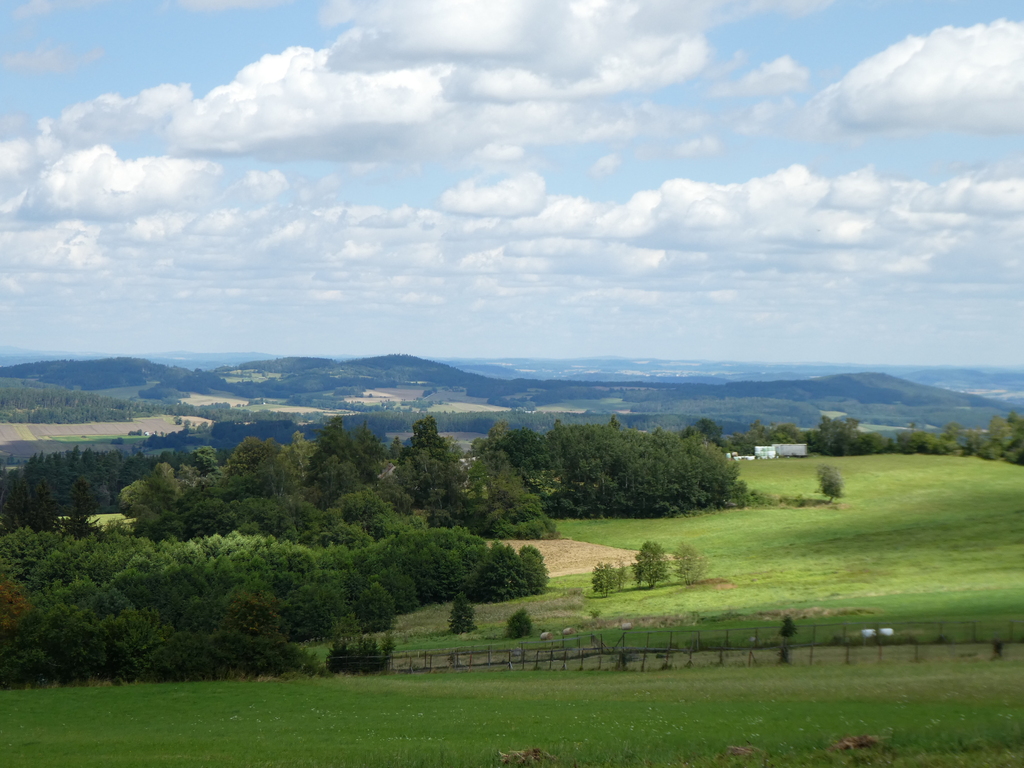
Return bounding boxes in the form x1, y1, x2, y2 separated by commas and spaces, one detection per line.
3, 158, 1022, 361
2, 43, 103, 74
439, 172, 546, 216
48, 0, 827, 163
589, 153, 621, 178
25, 145, 222, 218
710, 55, 809, 97
47, 84, 194, 147
806, 19, 1024, 135
231, 169, 290, 202
673, 135, 723, 157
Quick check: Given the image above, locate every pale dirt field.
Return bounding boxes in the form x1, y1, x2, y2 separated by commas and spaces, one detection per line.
0, 418, 211, 456
27, 417, 183, 437
503, 538, 638, 577
427, 402, 509, 413
181, 393, 251, 407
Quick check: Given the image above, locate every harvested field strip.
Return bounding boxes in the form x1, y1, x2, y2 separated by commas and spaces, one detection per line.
502, 538, 637, 577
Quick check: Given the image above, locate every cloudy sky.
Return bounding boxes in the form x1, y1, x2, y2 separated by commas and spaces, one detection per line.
1, 0, 1022, 365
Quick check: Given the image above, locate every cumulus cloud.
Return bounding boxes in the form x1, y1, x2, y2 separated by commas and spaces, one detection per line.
710, 55, 809, 97
24, 145, 222, 218
2, 43, 103, 74
439, 172, 546, 216
3, 157, 1022, 360
46, 84, 194, 147
805, 19, 1024, 135
45, 0, 828, 163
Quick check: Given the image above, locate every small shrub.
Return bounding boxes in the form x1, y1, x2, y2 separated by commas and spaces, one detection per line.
673, 542, 709, 585
505, 608, 533, 639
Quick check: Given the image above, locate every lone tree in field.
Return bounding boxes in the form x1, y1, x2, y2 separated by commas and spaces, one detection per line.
816, 464, 845, 502
505, 608, 533, 639
633, 541, 669, 589
591, 562, 616, 597
674, 542, 709, 585
448, 593, 476, 634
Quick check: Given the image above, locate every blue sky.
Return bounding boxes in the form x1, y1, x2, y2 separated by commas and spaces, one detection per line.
1, 0, 1022, 365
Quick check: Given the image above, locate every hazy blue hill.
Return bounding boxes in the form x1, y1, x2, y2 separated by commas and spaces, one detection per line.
0, 357, 169, 389
223, 357, 339, 374
716, 373, 1001, 409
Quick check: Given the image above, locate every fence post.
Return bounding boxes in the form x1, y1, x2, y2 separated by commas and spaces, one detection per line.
468, 651, 473, 672
696, 631, 701, 651
668, 631, 673, 650
428, 653, 432, 672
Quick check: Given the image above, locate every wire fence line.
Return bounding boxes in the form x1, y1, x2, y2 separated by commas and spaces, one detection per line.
332, 620, 1023, 675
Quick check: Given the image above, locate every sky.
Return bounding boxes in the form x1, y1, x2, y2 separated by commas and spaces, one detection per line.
1, 0, 1022, 365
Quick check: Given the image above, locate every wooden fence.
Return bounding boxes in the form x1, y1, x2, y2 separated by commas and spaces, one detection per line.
360, 620, 1022, 675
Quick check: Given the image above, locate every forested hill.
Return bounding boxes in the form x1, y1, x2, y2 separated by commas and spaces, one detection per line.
0, 354, 1009, 430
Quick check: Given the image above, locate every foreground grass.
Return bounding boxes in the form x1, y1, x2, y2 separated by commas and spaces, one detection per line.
553, 455, 1024, 623
3, 662, 1022, 767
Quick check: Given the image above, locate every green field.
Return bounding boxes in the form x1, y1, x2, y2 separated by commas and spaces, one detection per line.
551, 455, 1024, 626
3, 662, 1022, 767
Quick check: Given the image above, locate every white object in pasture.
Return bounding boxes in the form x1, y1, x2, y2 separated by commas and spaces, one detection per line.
620, 622, 633, 630
861, 628, 877, 638
879, 628, 895, 637
562, 627, 575, 636
539, 631, 553, 641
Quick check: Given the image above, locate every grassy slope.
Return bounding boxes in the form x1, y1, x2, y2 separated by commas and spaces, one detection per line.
553, 455, 1024, 624
4, 663, 1023, 768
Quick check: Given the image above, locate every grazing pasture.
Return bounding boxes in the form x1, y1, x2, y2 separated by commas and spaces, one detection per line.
3, 662, 1022, 767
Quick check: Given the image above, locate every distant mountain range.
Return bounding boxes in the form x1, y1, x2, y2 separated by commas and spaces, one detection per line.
0, 353, 1014, 431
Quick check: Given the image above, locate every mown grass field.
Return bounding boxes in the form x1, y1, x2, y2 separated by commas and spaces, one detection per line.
3, 662, 1022, 767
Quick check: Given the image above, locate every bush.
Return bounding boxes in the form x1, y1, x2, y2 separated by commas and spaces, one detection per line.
591, 561, 616, 597
633, 541, 668, 589
505, 608, 533, 639
673, 542, 709, 585
816, 464, 845, 502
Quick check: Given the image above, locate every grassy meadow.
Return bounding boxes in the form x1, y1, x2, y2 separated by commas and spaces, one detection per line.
3, 662, 1023, 767
383, 455, 1023, 649
552, 455, 1024, 626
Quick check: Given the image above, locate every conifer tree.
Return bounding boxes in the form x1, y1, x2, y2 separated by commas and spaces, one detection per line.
448, 592, 476, 634
65, 476, 99, 539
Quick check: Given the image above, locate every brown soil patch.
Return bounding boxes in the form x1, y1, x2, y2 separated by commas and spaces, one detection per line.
500, 748, 556, 764
502, 539, 637, 577
828, 735, 879, 751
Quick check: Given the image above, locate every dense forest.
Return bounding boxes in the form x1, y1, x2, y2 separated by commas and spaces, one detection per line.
0, 414, 740, 686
